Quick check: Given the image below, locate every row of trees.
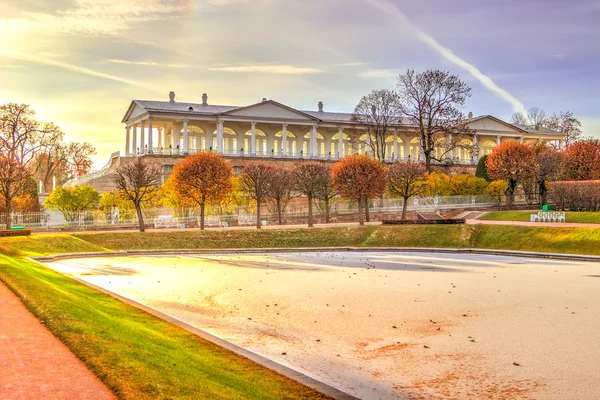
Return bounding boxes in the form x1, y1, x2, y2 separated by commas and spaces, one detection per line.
0, 103, 96, 228
482, 138, 600, 208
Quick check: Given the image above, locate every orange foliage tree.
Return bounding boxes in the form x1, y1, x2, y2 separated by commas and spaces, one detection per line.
387, 162, 427, 219
486, 141, 535, 209
560, 138, 600, 181
331, 154, 387, 225
239, 161, 278, 229
170, 152, 233, 230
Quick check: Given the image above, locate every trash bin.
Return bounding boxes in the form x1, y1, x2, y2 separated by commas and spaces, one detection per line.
530, 214, 538, 222
542, 204, 555, 211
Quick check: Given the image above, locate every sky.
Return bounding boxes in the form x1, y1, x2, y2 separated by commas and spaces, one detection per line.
1, 0, 599, 167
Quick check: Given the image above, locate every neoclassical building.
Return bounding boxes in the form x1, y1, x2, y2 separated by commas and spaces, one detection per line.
70, 91, 565, 192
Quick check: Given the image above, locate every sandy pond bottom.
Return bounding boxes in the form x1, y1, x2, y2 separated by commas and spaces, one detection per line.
46, 252, 599, 400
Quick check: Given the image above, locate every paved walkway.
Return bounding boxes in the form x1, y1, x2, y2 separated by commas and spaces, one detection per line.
0, 282, 115, 400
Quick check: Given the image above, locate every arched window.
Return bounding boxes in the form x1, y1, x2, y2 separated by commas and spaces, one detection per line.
221, 127, 238, 154
480, 140, 497, 156
359, 133, 376, 155
181, 125, 205, 151
434, 137, 446, 160
274, 130, 297, 155
331, 132, 351, 158
244, 129, 268, 155
385, 135, 405, 160
456, 138, 474, 163
303, 131, 325, 156
409, 136, 420, 160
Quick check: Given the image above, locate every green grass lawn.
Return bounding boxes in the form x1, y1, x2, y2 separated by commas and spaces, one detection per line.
480, 211, 600, 224
2, 224, 600, 399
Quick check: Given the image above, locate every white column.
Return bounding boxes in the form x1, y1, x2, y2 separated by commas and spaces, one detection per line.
282, 123, 288, 156
147, 117, 153, 153
217, 120, 224, 154
447, 133, 453, 160
473, 134, 479, 162
132, 125, 138, 155
520, 136, 524, 144
310, 125, 317, 157
496, 135, 501, 145
393, 129, 399, 161
140, 123, 146, 154
338, 127, 344, 158
365, 131, 371, 156
158, 127, 164, 149
183, 118, 189, 153
125, 126, 131, 155
251, 122, 257, 155
558, 139, 564, 149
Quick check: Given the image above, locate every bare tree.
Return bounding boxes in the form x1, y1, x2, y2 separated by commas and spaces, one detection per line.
546, 111, 582, 147
510, 112, 528, 125
527, 107, 547, 129
66, 142, 97, 177
397, 70, 473, 171
113, 158, 161, 232
239, 161, 278, 229
268, 166, 295, 225
351, 89, 403, 162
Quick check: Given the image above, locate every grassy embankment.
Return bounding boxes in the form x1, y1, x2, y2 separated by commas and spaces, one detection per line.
481, 211, 600, 224
2, 224, 600, 399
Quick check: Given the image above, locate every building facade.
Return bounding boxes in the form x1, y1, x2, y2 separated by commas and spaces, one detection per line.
69, 92, 565, 192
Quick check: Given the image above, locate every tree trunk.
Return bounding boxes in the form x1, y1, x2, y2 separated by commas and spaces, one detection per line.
505, 180, 516, 210
358, 197, 364, 226
401, 197, 408, 220
136, 205, 145, 232
200, 203, 205, 230
307, 195, 314, 227
425, 156, 431, 172
539, 180, 548, 206
256, 201, 261, 229
365, 198, 370, 222
5, 198, 11, 231
324, 198, 330, 224
277, 199, 283, 225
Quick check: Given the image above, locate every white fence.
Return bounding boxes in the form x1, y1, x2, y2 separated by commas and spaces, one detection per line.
1, 195, 508, 230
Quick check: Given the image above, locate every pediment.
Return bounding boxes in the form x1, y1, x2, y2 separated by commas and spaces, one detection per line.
121, 101, 148, 123
222, 100, 318, 121
467, 116, 525, 134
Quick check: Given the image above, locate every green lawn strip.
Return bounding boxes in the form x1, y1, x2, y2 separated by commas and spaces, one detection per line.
0, 255, 329, 400
471, 225, 600, 256
362, 225, 465, 248
0, 234, 107, 257
481, 211, 600, 224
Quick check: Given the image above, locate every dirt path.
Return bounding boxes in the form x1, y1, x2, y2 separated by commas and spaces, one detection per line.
0, 282, 116, 400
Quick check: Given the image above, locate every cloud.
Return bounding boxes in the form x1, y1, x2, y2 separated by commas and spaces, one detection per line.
0, 0, 193, 36
365, 0, 528, 115
0, 49, 161, 92
208, 64, 322, 75
358, 68, 398, 78
104, 59, 189, 68
337, 62, 368, 67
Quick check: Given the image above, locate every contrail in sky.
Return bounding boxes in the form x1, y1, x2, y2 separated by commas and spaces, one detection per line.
0, 49, 161, 93
365, 0, 528, 116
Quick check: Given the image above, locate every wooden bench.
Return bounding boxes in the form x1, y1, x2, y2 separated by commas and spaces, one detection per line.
154, 216, 179, 229
537, 211, 566, 223
11, 225, 25, 231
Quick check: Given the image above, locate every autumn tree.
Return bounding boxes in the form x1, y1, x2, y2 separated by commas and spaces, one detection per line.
239, 161, 277, 229
331, 155, 387, 225
486, 141, 536, 209
529, 142, 562, 205
351, 89, 403, 161
387, 162, 426, 219
560, 138, 600, 181
268, 166, 295, 225
0, 154, 31, 229
113, 158, 162, 232
44, 185, 100, 222
66, 142, 96, 177
315, 164, 336, 224
397, 69, 473, 171
169, 152, 232, 230
294, 161, 330, 227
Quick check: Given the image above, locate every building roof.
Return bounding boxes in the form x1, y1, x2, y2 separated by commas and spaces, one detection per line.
122, 98, 562, 135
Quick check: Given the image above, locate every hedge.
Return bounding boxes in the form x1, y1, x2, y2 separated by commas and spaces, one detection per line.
549, 181, 600, 211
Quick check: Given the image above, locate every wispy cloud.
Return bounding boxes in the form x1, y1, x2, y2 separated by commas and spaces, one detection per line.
1, 49, 160, 92
365, 0, 528, 115
358, 68, 398, 78
337, 62, 368, 67
104, 59, 189, 68
209, 64, 322, 75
